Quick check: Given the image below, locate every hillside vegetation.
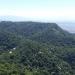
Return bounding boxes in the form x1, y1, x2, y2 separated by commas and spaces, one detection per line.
0, 21, 75, 75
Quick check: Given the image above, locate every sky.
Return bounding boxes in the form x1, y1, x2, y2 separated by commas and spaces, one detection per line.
0, 0, 75, 33
0, 0, 75, 22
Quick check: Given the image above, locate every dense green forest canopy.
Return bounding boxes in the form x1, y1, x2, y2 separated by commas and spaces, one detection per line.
0, 21, 75, 75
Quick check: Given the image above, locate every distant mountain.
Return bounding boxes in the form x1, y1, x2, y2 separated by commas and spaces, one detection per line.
0, 21, 75, 75
0, 21, 75, 46
0, 16, 75, 33
58, 22, 75, 33
0, 16, 31, 21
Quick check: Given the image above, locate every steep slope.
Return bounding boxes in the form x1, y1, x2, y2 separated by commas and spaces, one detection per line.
0, 31, 20, 52
0, 21, 75, 74
0, 21, 75, 46
0, 34, 73, 75
30, 25, 75, 46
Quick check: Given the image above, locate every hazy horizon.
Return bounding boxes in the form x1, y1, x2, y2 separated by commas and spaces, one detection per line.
0, 0, 75, 33
0, 0, 75, 22
0, 17, 75, 33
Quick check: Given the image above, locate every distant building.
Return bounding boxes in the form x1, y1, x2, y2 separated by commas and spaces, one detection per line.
9, 51, 12, 54
13, 47, 16, 50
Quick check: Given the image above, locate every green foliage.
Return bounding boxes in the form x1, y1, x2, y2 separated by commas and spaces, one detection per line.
0, 21, 75, 75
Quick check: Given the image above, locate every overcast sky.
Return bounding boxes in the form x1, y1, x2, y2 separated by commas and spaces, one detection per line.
0, 0, 75, 22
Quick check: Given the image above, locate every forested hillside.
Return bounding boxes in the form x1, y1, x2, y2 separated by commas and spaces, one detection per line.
0, 21, 75, 75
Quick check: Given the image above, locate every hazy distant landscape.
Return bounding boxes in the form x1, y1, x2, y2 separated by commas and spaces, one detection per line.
0, 0, 75, 75
0, 16, 75, 33
58, 23, 75, 33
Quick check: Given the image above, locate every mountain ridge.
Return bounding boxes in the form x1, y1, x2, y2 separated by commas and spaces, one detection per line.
0, 21, 75, 75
